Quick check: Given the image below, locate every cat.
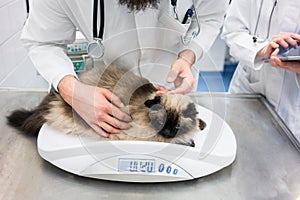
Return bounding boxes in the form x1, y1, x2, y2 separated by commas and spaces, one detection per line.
7, 63, 206, 147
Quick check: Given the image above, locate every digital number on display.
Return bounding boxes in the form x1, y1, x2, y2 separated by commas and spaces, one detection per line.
118, 158, 155, 173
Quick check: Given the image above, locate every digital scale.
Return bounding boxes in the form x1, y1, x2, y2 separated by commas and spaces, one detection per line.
37, 105, 237, 182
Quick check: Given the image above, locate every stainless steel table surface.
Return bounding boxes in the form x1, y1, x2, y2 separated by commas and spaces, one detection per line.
0, 90, 299, 200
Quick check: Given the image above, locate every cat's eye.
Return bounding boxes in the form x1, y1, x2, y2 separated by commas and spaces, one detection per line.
182, 103, 198, 119
185, 117, 193, 121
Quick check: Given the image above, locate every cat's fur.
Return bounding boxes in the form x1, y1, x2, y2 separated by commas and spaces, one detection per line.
7, 64, 206, 147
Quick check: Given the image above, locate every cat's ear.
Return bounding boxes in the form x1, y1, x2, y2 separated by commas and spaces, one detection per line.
198, 118, 207, 130
144, 96, 161, 108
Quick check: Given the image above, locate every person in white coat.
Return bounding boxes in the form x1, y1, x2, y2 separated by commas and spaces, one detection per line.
21, 0, 227, 137
222, 0, 300, 141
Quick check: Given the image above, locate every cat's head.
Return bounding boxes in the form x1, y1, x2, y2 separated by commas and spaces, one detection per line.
144, 94, 206, 147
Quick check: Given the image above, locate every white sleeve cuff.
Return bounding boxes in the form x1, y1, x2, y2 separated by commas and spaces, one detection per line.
251, 42, 269, 70
52, 72, 78, 92
180, 40, 204, 62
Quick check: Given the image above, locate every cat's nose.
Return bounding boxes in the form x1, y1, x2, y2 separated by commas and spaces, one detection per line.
159, 128, 178, 138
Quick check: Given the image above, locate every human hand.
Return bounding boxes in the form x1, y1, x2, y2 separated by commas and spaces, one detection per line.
155, 85, 170, 94
257, 32, 300, 59
269, 48, 300, 74
160, 50, 195, 94
58, 75, 132, 137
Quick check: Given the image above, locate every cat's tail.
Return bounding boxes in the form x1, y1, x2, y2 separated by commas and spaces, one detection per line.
6, 92, 57, 136
6, 107, 46, 136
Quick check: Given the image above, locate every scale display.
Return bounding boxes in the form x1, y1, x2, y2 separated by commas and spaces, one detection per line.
118, 158, 155, 173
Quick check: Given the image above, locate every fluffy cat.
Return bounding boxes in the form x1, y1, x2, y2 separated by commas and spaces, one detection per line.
7, 64, 206, 147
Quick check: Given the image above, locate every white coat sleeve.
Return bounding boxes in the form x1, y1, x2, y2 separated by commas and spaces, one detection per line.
21, 0, 77, 91
221, 0, 268, 70
181, 0, 228, 65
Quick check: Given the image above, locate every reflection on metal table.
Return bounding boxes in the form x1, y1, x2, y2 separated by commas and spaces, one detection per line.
0, 90, 299, 200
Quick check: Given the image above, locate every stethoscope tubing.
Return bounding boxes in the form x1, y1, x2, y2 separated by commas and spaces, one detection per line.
88, 0, 200, 58
93, 0, 104, 40
252, 0, 277, 43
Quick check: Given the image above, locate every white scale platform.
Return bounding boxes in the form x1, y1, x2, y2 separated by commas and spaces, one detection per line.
37, 105, 237, 182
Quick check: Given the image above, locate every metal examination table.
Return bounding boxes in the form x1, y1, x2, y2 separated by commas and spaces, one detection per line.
0, 90, 299, 200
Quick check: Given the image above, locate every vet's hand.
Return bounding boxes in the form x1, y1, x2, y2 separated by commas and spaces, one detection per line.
269, 48, 300, 74
155, 85, 170, 94
58, 75, 132, 137
257, 32, 300, 59
163, 49, 195, 94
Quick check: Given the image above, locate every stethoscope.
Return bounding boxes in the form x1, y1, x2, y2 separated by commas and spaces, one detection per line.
87, 0, 105, 59
87, 0, 200, 59
172, 0, 200, 45
252, 0, 277, 43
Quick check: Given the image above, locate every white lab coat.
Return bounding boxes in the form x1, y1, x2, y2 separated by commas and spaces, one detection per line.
21, 0, 227, 91
222, 0, 300, 140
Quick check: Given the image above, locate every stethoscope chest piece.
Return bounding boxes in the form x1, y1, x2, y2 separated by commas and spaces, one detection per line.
88, 38, 105, 59
89, 0, 105, 59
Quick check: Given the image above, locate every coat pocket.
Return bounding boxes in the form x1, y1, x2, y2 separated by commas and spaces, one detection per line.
230, 64, 264, 94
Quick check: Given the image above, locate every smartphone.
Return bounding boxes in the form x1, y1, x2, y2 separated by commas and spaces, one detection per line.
279, 56, 300, 62
278, 44, 300, 62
